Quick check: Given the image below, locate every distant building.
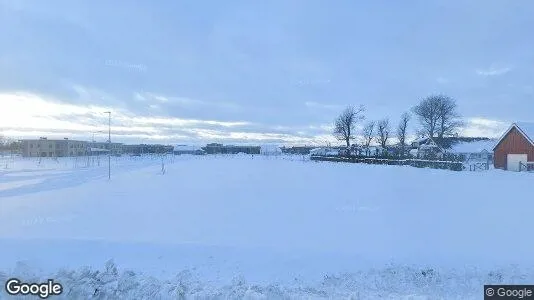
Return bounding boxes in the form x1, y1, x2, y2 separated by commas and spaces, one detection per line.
89, 148, 109, 156
173, 145, 205, 155
91, 142, 124, 155
202, 143, 260, 155
448, 139, 496, 162
202, 143, 224, 154
280, 146, 316, 155
410, 136, 494, 161
309, 147, 340, 156
122, 144, 173, 155
260, 145, 282, 155
21, 137, 88, 157
493, 122, 534, 171
416, 138, 445, 160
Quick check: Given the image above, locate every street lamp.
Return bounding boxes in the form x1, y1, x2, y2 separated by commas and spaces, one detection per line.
90, 130, 105, 167
92, 130, 105, 143
103, 111, 111, 180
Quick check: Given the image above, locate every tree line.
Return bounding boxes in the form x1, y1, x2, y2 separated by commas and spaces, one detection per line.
0, 135, 22, 152
333, 94, 462, 154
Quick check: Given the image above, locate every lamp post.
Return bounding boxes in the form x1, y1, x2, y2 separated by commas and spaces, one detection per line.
103, 111, 111, 180
91, 130, 105, 165
92, 130, 105, 143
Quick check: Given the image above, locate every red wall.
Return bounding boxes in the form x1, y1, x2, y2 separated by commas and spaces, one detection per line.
494, 127, 534, 169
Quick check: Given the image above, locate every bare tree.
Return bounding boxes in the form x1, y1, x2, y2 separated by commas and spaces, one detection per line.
362, 121, 375, 155
376, 118, 391, 148
413, 94, 462, 138
436, 96, 462, 138
412, 95, 440, 138
396, 112, 411, 156
333, 105, 365, 147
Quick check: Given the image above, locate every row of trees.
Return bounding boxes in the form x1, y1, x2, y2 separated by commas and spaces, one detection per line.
333, 94, 462, 152
0, 135, 21, 151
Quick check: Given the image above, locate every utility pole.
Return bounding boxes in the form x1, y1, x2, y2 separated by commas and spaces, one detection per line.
104, 111, 111, 180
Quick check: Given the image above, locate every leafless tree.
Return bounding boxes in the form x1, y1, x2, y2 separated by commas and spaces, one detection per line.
436, 96, 463, 138
376, 118, 391, 148
362, 121, 375, 155
412, 95, 440, 138
396, 112, 411, 156
413, 94, 462, 138
333, 105, 365, 147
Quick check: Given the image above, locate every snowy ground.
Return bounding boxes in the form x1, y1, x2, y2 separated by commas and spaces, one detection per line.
0, 154, 533, 299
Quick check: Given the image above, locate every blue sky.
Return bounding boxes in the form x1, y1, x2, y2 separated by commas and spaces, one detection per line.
1, 0, 533, 145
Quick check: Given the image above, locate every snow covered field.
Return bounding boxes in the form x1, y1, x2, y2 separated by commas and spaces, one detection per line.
0, 154, 533, 299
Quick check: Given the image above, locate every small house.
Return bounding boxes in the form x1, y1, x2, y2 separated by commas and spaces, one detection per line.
493, 122, 534, 171
448, 139, 496, 162
411, 137, 428, 149
417, 138, 445, 160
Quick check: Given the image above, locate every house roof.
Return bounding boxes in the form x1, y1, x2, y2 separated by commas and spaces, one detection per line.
415, 136, 493, 150
515, 122, 534, 143
419, 138, 446, 152
412, 137, 428, 143
449, 139, 497, 153
493, 122, 534, 150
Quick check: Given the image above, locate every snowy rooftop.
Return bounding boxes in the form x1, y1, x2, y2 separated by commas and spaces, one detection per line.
412, 137, 427, 143
515, 122, 534, 143
449, 139, 497, 153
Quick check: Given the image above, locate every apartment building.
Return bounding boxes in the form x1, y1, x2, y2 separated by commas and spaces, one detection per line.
21, 138, 88, 157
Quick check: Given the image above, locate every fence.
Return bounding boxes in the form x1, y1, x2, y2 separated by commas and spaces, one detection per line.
310, 155, 464, 171
519, 162, 534, 172
469, 162, 489, 171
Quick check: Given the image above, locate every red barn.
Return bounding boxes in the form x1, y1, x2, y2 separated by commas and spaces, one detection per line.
493, 122, 534, 171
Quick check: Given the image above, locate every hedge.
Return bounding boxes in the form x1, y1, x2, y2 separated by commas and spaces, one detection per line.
310, 155, 464, 171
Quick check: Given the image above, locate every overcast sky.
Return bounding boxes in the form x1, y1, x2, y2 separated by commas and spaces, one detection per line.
1, 0, 533, 145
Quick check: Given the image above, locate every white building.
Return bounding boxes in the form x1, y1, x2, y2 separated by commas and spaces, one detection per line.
416, 138, 445, 159
449, 139, 496, 162
21, 137, 88, 157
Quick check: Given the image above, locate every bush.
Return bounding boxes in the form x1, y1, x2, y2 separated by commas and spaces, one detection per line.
310, 155, 463, 171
